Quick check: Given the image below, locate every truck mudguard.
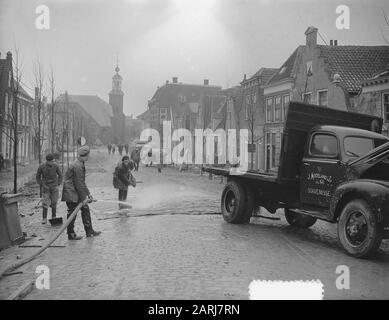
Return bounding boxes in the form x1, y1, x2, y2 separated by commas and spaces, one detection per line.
331, 180, 389, 226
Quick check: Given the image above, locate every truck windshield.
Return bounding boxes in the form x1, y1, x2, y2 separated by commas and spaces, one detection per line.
344, 136, 388, 158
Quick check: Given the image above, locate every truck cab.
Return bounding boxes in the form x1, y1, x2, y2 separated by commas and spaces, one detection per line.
300, 126, 389, 211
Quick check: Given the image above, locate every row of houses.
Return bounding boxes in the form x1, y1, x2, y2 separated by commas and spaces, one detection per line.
139, 26, 389, 172
1, 54, 143, 166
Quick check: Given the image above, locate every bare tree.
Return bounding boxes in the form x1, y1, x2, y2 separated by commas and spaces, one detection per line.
0, 48, 23, 193
245, 91, 260, 170
31, 58, 48, 166
48, 66, 56, 153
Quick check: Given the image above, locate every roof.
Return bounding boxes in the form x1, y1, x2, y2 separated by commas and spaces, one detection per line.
318, 45, 389, 93
244, 67, 278, 85
361, 67, 389, 87
137, 109, 150, 120
313, 125, 389, 140
18, 84, 33, 100
151, 82, 222, 102
267, 46, 305, 85
57, 94, 113, 127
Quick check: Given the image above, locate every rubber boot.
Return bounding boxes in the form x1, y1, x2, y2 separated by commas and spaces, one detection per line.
51, 206, 56, 218
42, 207, 48, 224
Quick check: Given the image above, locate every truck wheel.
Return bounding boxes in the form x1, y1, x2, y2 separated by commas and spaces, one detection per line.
284, 209, 317, 228
221, 181, 248, 224
338, 199, 383, 258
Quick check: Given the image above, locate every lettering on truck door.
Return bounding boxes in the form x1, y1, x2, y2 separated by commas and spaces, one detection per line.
300, 132, 346, 208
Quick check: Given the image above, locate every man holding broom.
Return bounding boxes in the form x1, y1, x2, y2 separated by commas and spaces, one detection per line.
61, 145, 101, 240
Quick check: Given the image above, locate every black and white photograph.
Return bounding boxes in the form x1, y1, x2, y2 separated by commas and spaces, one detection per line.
0, 0, 389, 304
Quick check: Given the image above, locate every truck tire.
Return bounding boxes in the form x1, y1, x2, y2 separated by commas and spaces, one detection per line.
337, 199, 383, 258
284, 209, 317, 228
221, 181, 249, 224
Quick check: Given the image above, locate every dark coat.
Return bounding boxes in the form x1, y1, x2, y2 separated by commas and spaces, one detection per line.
131, 149, 140, 162
113, 162, 136, 190
36, 161, 63, 188
61, 159, 90, 202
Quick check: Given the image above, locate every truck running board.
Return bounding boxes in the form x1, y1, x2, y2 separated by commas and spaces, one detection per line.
253, 214, 281, 221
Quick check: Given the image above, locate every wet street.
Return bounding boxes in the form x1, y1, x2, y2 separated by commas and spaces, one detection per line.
0, 149, 388, 299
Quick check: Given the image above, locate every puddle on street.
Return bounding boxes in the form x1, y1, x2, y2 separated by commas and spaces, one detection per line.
90, 183, 218, 219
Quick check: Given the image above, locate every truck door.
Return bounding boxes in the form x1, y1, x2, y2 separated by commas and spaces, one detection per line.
300, 132, 346, 208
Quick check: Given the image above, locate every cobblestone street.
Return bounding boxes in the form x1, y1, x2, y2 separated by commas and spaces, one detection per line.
0, 150, 388, 300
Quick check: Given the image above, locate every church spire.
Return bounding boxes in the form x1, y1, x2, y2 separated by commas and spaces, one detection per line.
111, 55, 123, 95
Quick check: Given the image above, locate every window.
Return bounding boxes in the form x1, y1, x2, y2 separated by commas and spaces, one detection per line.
344, 137, 374, 158
318, 90, 328, 106
265, 131, 281, 170
384, 93, 389, 122
274, 96, 281, 122
4, 93, 8, 118
8, 71, 12, 87
282, 95, 290, 121
303, 92, 311, 104
310, 134, 338, 157
306, 61, 313, 76
266, 98, 273, 123
271, 132, 277, 168
159, 108, 168, 122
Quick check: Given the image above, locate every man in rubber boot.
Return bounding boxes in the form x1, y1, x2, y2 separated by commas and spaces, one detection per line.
113, 155, 136, 209
36, 154, 63, 224
61, 145, 101, 240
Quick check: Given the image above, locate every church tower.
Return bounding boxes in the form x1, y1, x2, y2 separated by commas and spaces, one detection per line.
109, 61, 125, 144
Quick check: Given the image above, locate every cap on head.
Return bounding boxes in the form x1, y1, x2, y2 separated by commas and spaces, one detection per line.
78, 145, 90, 157
46, 154, 54, 161
122, 155, 130, 161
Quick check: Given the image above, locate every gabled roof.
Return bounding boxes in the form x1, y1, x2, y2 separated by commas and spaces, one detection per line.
57, 94, 113, 127
267, 46, 305, 85
318, 45, 389, 93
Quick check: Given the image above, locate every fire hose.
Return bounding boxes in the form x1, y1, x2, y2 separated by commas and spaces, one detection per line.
0, 201, 86, 280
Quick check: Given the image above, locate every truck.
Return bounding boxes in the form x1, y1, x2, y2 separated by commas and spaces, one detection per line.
203, 101, 389, 258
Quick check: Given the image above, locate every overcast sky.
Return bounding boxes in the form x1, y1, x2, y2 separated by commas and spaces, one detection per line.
1, 0, 388, 117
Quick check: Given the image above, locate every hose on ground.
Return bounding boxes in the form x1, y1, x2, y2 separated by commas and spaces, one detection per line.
0, 202, 84, 280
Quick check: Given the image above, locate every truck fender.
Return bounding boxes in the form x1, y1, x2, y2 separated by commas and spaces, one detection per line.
330, 180, 389, 226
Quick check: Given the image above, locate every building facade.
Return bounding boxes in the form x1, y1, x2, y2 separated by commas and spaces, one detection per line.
0, 51, 35, 166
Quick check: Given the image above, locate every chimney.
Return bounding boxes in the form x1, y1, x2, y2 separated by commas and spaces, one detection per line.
330, 40, 333, 46
304, 26, 318, 47
334, 40, 338, 46
204, 79, 209, 85
6, 51, 12, 61
172, 77, 178, 84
